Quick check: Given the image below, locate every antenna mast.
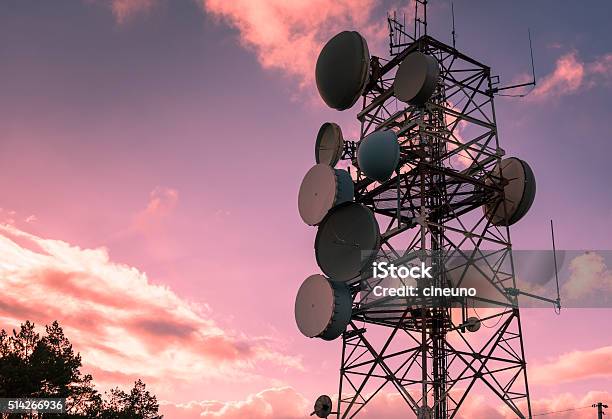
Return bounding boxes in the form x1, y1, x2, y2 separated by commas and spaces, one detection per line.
297, 6, 556, 419
451, 1, 456, 48
551, 220, 562, 311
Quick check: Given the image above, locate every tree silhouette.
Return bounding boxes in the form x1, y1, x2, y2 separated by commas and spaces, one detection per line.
0, 321, 162, 418
101, 380, 161, 419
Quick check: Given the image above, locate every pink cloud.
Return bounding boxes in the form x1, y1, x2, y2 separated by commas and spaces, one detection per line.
200, 0, 384, 89
161, 387, 310, 419
563, 251, 612, 303
110, 0, 156, 24
166, 387, 504, 419
531, 51, 584, 100
0, 208, 17, 225
444, 101, 472, 168
530, 51, 612, 101
587, 52, 612, 80
161, 387, 612, 419
525, 391, 611, 419
133, 186, 179, 231
530, 345, 612, 385
0, 224, 301, 395
140, 186, 178, 218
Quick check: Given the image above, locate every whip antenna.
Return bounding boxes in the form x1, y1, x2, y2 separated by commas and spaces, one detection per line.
551, 219, 562, 313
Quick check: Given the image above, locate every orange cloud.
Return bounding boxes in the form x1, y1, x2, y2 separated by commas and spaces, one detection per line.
200, 0, 383, 89
530, 345, 612, 385
0, 224, 301, 394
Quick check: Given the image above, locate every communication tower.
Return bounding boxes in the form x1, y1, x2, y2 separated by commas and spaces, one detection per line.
295, 3, 557, 418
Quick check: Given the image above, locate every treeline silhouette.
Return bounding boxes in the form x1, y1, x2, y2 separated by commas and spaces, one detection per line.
0, 320, 162, 418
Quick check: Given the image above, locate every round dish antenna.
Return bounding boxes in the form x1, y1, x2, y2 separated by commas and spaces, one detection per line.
315, 122, 344, 167
483, 157, 536, 226
315, 202, 381, 282
357, 130, 400, 182
295, 274, 352, 341
298, 164, 354, 226
311, 395, 333, 418
394, 51, 440, 105
316, 31, 370, 110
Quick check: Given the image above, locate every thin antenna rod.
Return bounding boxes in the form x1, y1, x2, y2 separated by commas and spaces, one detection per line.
423, 0, 427, 36
414, 1, 417, 39
551, 219, 561, 312
451, 1, 456, 48
528, 28, 536, 84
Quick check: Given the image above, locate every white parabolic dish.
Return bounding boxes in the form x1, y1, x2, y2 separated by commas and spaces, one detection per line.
294, 274, 352, 340
298, 164, 354, 226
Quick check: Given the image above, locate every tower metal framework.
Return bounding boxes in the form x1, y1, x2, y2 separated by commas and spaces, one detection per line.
335, 5, 533, 418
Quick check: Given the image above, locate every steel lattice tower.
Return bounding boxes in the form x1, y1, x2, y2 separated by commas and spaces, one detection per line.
335, 5, 533, 418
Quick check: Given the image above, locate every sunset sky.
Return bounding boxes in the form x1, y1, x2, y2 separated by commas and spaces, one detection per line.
0, 0, 611, 417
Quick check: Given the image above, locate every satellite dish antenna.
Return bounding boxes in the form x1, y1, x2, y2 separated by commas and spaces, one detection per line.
311, 395, 333, 418
483, 157, 536, 226
295, 274, 352, 340
315, 202, 381, 282
298, 164, 354, 226
394, 51, 440, 105
315, 122, 345, 167
357, 130, 400, 182
316, 31, 370, 110
465, 316, 481, 332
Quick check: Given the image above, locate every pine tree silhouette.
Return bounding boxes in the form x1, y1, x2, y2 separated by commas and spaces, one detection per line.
0, 320, 162, 418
